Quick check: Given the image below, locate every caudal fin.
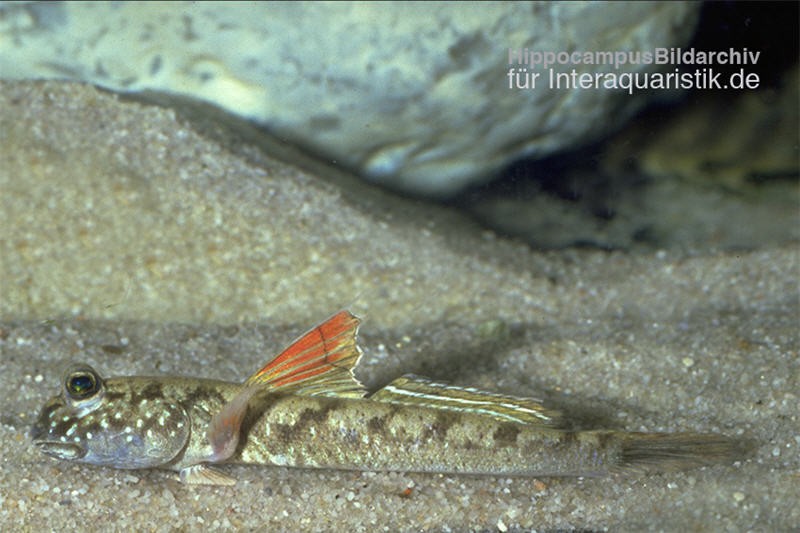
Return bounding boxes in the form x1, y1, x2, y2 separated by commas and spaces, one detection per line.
616, 432, 752, 474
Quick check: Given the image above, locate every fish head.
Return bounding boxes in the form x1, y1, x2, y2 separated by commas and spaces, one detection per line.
31, 363, 191, 470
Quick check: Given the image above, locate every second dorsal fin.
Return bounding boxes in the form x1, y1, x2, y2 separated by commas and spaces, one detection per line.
370, 375, 563, 427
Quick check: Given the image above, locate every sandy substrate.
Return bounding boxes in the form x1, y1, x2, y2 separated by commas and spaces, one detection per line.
1, 81, 798, 531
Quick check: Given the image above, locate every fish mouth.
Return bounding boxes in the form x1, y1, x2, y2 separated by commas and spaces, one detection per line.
34, 440, 87, 461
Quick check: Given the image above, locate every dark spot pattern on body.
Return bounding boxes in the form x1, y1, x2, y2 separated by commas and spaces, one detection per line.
364, 403, 403, 439
492, 423, 521, 447
273, 423, 299, 447
297, 401, 345, 427
596, 431, 615, 449
421, 411, 460, 443
179, 386, 228, 413
557, 430, 577, 447
288, 401, 348, 443
129, 382, 165, 405
241, 398, 349, 458
366, 415, 387, 434
104, 391, 126, 402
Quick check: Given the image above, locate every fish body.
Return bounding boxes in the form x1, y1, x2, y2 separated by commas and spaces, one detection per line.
31, 311, 747, 485
235, 395, 733, 477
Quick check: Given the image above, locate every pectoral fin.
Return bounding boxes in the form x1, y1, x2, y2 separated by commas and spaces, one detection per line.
207, 311, 366, 462
370, 375, 563, 427
206, 384, 262, 463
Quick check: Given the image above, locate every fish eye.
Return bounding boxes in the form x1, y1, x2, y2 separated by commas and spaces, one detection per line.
66, 370, 99, 399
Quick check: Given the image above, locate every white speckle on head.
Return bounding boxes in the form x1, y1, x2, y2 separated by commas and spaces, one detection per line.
50, 420, 57, 428
61, 416, 70, 423
114, 412, 122, 419
136, 419, 144, 429
86, 432, 93, 440
73, 436, 81, 443
65, 425, 76, 436
176, 421, 184, 429
141, 399, 148, 406
158, 415, 166, 426
125, 435, 133, 443
100, 419, 109, 429
145, 411, 153, 419
60, 436, 67, 442
124, 426, 132, 434
146, 429, 154, 438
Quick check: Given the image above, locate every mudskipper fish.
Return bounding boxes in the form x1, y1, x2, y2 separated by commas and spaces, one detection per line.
31, 311, 747, 485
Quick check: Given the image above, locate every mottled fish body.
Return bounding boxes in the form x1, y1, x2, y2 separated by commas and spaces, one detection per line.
236, 395, 736, 477
31, 311, 747, 485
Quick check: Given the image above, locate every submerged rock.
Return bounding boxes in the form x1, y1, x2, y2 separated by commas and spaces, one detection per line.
0, 1, 699, 195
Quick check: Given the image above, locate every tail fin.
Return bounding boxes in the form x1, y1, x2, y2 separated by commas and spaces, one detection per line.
615, 432, 752, 474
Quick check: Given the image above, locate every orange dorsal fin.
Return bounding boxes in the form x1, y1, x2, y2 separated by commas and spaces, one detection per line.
207, 310, 366, 462
243, 309, 366, 396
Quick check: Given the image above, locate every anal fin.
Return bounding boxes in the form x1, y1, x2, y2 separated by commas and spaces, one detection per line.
370, 375, 563, 427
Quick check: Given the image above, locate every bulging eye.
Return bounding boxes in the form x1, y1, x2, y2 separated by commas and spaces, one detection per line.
66, 370, 99, 399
